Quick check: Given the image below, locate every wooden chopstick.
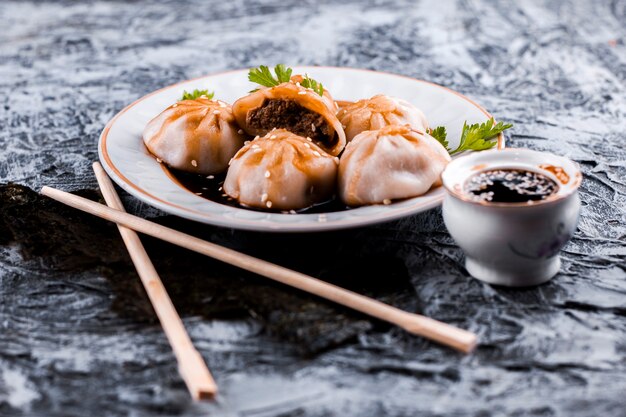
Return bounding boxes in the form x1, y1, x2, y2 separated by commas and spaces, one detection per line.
92, 163, 217, 400
41, 184, 478, 353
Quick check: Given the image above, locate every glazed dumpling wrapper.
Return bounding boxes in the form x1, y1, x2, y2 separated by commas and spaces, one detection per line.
339, 125, 450, 206
338, 95, 429, 142
143, 98, 246, 175
232, 79, 346, 156
224, 129, 338, 210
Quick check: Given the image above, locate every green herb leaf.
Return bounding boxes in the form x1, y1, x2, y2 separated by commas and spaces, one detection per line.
428, 118, 512, 155
429, 126, 448, 150
180, 89, 214, 101
248, 65, 324, 96
248, 65, 281, 88
274, 64, 293, 84
449, 118, 513, 155
300, 73, 324, 96
247, 64, 293, 88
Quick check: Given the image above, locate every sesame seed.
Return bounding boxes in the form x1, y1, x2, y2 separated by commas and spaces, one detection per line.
207, 175, 214, 179
244, 141, 251, 145
298, 91, 307, 95
304, 143, 311, 148
289, 210, 296, 214
270, 135, 277, 139
306, 137, 312, 142
218, 187, 222, 191
264, 170, 271, 178
195, 192, 202, 195
156, 158, 162, 163
261, 193, 268, 202
200, 95, 207, 99
218, 101, 227, 107
221, 193, 228, 197
191, 160, 197, 167
295, 82, 301, 87
313, 150, 321, 157
172, 103, 178, 108
311, 123, 316, 132
383, 199, 392, 205
266, 201, 273, 208
238, 129, 244, 134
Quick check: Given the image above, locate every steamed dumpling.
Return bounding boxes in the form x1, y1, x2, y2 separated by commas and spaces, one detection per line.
224, 129, 338, 210
232, 77, 346, 156
338, 95, 429, 142
339, 125, 450, 206
143, 98, 246, 174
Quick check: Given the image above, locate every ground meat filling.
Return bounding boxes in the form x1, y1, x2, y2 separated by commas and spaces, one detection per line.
247, 99, 334, 146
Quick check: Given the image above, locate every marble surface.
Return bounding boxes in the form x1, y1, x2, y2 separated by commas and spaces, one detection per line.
1, 0, 625, 416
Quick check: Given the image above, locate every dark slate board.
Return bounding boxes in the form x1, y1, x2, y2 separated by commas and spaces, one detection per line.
1, 0, 625, 416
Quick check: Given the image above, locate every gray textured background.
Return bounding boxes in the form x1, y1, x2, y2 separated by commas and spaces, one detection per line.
1, 0, 625, 416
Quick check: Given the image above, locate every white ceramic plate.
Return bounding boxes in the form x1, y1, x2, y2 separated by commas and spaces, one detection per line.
98, 66, 503, 232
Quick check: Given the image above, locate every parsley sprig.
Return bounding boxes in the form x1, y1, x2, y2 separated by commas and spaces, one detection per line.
429, 118, 512, 155
180, 89, 214, 101
248, 64, 324, 96
429, 126, 448, 150
300, 74, 324, 97
248, 64, 292, 88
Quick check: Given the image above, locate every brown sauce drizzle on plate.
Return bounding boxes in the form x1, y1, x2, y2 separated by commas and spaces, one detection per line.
166, 168, 351, 214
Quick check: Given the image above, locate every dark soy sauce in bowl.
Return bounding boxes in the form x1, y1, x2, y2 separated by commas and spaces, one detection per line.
464, 169, 558, 203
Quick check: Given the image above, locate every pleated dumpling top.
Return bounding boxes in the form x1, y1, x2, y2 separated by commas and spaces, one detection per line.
143, 98, 246, 174
339, 125, 450, 206
338, 95, 429, 142
224, 129, 338, 210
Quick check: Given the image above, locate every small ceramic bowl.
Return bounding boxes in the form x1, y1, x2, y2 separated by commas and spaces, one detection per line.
441, 148, 582, 287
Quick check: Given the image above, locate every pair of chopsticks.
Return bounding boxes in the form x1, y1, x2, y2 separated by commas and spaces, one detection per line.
41, 163, 478, 400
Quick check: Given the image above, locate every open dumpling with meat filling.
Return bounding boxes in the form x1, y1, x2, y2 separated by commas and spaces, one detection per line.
338, 95, 429, 142
224, 129, 338, 210
143, 98, 246, 174
232, 77, 346, 156
339, 125, 450, 206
